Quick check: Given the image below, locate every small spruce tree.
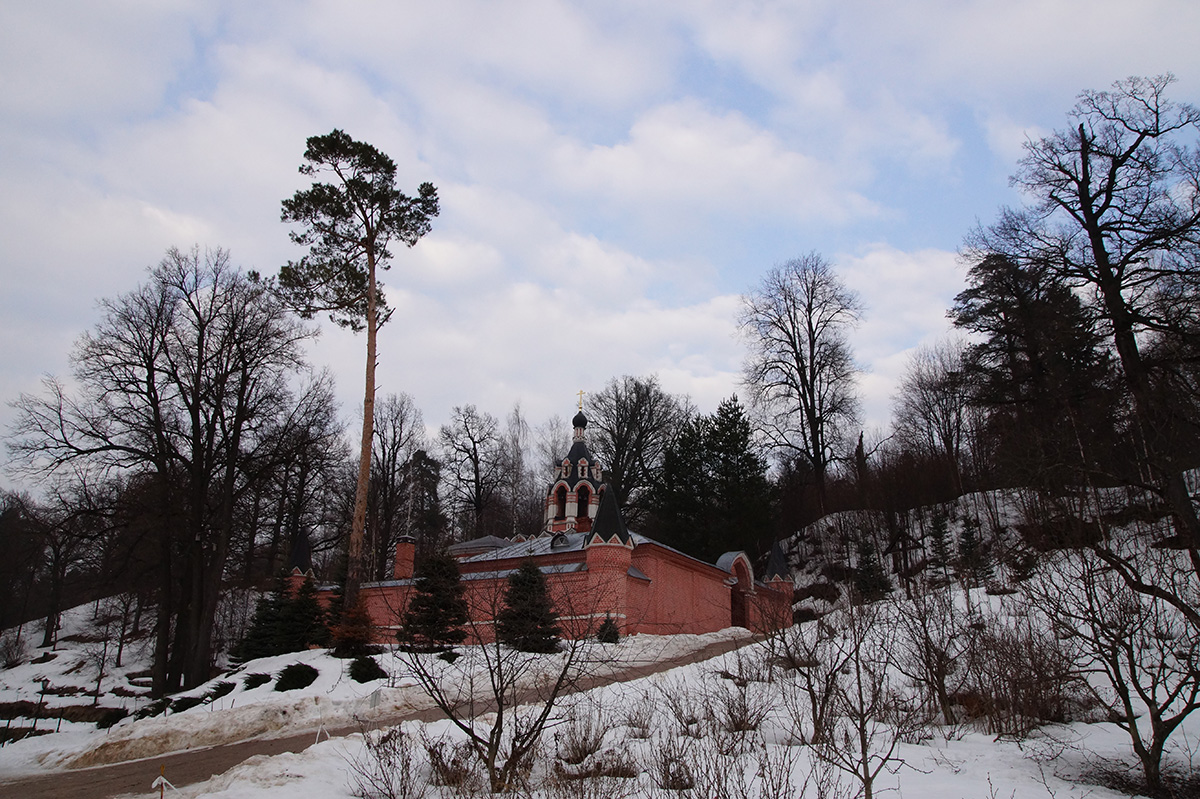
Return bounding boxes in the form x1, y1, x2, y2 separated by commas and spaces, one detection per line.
399, 551, 469, 652
853, 536, 892, 602
596, 615, 619, 644
927, 511, 953, 584
235, 572, 330, 661
497, 560, 561, 653
956, 518, 994, 586
330, 601, 379, 658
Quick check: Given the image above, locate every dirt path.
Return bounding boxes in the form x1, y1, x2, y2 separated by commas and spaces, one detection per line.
0, 635, 755, 799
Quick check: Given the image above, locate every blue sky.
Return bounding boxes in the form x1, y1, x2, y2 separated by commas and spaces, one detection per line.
3, 1, 1199, 488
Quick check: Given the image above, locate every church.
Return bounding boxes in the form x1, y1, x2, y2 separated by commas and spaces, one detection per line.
355, 408, 794, 641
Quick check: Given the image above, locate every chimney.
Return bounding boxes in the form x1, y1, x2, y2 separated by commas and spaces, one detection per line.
394, 536, 416, 580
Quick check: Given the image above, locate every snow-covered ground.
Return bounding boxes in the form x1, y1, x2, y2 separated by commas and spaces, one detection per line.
137, 644, 1169, 799
0, 608, 751, 780
4, 481, 1200, 798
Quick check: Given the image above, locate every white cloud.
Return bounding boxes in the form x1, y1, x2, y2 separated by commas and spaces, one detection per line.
559, 100, 877, 226
837, 245, 965, 429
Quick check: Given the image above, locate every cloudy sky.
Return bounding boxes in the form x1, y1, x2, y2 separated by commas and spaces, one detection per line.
3, 1, 1199, 488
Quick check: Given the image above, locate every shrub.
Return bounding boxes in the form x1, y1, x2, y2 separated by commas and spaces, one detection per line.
424, 736, 476, 788
206, 680, 236, 701
170, 695, 205, 713
347, 726, 428, 799
331, 602, 380, 659
96, 707, 129, 729
243, 672, 272, 690
596, 615, 619, 644
134, 698, 170, 720
274, 663, 319, 692
349, 655, 388, 683
556, 704, 612, 765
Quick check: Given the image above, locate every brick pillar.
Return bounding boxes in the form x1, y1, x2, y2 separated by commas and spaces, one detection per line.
585, 542, 632, 634
394, 536, 416, 580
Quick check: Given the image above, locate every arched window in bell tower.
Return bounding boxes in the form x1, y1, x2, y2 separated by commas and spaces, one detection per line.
555, 485, 567, 520
576, 484, 591, 518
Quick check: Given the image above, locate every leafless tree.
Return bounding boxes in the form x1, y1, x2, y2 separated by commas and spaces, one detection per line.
892, 338, 971, 496
499, 404, 544, 539
968, 74, 1200, 545
400, 579, 604, 793
1029, 546, 1200, 793
586, 375, 694, 527
814, 600, 920, 799
368, 392, 425, 579
740, 253, 863, 513
9, 246, 314, 695
439, 405, 506, 541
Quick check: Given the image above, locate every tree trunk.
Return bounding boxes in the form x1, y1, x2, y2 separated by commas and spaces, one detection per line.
346, 249, 378, 610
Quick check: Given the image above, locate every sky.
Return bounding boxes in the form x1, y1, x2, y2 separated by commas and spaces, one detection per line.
3, 1, 1200, 490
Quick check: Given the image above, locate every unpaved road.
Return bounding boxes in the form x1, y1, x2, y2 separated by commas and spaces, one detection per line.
0, 636, 754, 799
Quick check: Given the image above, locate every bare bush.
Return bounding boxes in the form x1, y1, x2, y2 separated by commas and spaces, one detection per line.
655, 677, 703, 738
1, 631, 27, 669
894, 586, 970, 724
622, 695, 654, 739
422, 734, 479, 791
554, 701, 613, 766
347, 724, 429, 799
814, 600, 921, 799
961, 605, 1089, 736
704, 676, 771, 736
649, 733, 696, 791
770, 618, 848, 745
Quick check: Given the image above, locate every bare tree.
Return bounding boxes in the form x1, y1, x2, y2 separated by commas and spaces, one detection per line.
439, 405, 506, 541
369, 392, 425, 579
586, 375, 693, 528
1029, 546, 1200, 793
740, 253, 863, 513
892, 338, 971, 496
814, 600, 919, 799
968, 74, 1200, 544
9, 247, 313, 694
400, 579, 602, 793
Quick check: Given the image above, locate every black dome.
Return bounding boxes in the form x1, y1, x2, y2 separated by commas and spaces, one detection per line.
572, 410, 588, 429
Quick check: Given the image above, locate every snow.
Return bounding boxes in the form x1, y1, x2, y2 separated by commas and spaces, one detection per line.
3, 485, 1199, 797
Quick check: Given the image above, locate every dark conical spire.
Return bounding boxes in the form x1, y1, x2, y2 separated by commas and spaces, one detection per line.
764, 540, 790, 582
590, 486, 631, 545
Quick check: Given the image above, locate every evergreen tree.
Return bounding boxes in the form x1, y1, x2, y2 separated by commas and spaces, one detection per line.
927, 511, 953, 583
956, 518, 994, 586
398, 550, 468, 652
596, 615, 620, 644
649, 396, 773, 562
282, 576, 331, 650
235, 572, 330, 661
853, 536, 891, 602
497, 560, 560, 653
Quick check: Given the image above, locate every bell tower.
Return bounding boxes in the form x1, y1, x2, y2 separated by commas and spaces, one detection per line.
543, 404, 604, 533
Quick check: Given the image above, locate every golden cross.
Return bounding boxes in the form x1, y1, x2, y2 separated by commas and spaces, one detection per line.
577, 389, 585, 410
